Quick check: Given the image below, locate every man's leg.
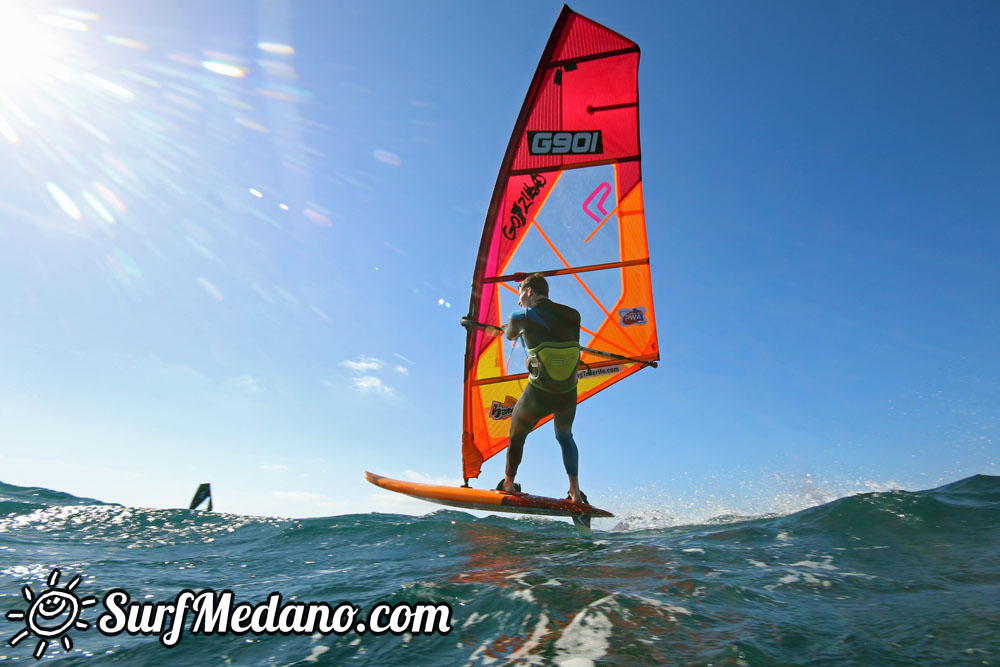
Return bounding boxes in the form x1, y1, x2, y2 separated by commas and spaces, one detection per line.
503, 384, 546, 492
552, 390, 582, 503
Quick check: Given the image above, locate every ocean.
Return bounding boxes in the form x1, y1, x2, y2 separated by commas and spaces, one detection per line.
1, 475, 997, 665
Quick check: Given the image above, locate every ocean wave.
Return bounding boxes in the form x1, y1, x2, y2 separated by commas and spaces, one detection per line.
0, 476, 996, 664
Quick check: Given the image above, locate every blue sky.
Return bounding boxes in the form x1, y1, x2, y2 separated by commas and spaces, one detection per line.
0, 0, 996, 521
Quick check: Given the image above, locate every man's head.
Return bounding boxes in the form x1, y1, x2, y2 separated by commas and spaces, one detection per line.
518, 273, 548, 307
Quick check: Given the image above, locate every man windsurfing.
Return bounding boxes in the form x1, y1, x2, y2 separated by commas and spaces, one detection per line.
499, 273, 588, 506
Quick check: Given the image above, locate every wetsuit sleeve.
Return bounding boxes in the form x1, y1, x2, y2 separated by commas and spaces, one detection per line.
508, 307, 527, 322
506, 307, 527, 340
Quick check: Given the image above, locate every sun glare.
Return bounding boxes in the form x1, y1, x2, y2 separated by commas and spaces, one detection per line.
0, 6, 66, 84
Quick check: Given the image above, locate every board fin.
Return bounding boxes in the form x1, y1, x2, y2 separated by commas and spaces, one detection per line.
572, 513, 592, 538
189, 483, 213, 511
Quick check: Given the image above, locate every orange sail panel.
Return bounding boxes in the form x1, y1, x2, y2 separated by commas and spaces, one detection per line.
462, 6, 657, 482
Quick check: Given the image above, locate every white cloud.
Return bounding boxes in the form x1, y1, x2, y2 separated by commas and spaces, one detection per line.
394, 365, 409, 375
353, 376, 393, 395
251, 282, 276, 304
197, 276, 224, 302
310, 305, 332, 324
393, 353, 414, 365
373, 149, 401, 166
403, 470, 462, 486
352, 376, 393, 396
228, 374, 264, 393
144, 355, 209, 386
274, 286, 299, 305
384, 242, 406, 256
366, 490, 435, 515
340, 355, 383, 372
340, 355, 401, 397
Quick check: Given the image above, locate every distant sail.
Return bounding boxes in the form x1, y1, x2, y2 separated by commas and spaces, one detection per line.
461, 6, 658, 482
189, 483, 213, 511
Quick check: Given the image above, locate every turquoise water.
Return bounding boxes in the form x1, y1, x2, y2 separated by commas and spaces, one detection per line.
1, 475, 998, 665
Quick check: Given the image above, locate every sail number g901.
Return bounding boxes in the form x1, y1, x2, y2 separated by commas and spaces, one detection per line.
528, 131, 603, 155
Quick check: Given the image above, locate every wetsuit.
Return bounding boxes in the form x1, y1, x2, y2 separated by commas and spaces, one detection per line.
506, 297, 581, 480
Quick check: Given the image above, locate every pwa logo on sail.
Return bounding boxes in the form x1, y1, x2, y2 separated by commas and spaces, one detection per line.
618, 307, 647, 326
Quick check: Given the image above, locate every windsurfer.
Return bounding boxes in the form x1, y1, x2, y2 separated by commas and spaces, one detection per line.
499, 273, 587, 504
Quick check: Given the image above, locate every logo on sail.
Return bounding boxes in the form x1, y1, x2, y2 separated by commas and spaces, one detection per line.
503, 173, 547, 241
618, 307, 647, 326
528, 131, 603, 155
489, 396, 519, 420
577, 365, 622, 379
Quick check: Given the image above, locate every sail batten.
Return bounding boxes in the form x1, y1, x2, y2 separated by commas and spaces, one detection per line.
482, 257, 650, 284
507, 155, 642, 177
462, 6, 657, 482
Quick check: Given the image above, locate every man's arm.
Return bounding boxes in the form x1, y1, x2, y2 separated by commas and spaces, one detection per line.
504, 310, 525, 341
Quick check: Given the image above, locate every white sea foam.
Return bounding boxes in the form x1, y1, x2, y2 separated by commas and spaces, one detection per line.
604, 471, 913, 531
505, 613, 550, 665
553, 595, 617, 666
635, 595, 692, 621
790, 557, 837, 570
510, 588, 536, 603
461, 611, 483, 630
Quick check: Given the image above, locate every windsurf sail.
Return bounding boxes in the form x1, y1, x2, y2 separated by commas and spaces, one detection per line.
461, 6, 658, 483
189, 483, 213, 511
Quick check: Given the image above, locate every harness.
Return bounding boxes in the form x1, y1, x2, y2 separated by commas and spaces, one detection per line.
508, 298, 581, 393
527, 340, 580, 393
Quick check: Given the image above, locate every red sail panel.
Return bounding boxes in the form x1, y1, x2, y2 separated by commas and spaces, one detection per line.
462, 6, 657, 481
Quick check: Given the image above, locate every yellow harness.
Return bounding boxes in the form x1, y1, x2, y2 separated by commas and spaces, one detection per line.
527, 341, 581, 393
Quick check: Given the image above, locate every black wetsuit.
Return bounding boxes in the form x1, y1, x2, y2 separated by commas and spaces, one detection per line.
506, 297, 581, 479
